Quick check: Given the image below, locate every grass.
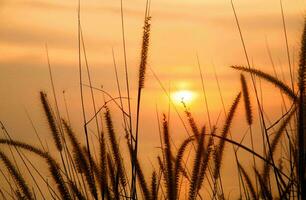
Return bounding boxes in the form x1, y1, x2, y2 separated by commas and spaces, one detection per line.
0, 1, 305, 200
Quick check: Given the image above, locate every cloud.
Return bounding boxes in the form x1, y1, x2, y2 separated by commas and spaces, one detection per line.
0, 22, 121, 52
10, 0, 74, 11
5, 0, 304, 32
10, 0, 144, 17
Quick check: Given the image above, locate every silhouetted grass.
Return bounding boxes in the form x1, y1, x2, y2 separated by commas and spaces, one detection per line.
0, 3, 305, 200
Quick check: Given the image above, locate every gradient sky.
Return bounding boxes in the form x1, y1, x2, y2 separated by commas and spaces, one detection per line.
0, 0, 305, 198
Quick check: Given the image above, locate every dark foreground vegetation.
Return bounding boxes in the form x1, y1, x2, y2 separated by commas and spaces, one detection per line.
0, 1, 305, 199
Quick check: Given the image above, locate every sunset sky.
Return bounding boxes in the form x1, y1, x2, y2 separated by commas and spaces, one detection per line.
0, 0, 305, 197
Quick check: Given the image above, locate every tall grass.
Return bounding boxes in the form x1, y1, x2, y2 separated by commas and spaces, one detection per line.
0, 2, 305, 200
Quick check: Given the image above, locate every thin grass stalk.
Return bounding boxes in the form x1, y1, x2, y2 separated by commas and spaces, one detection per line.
266, 39, 296, 156
197, 55, 212, 130
156, 105, 165, 161
45, 50, 73, 184
44, 45, 65, 143
79, 30, 103, 198
80, 26, 101, 139
112, 49, 129, 139
62, 90, 71, 126
77, 4, 96, 198
119, 0, 132, 140
280, 0, 294, 92
24, 109, 46, 152
263, 106, 296, 184
119, 1, 135, 197
45, 46, 74, 186
81, 85, 129, 119
79, 28, 105, 197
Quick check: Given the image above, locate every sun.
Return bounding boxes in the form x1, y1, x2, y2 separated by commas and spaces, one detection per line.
171, 90, 196, 105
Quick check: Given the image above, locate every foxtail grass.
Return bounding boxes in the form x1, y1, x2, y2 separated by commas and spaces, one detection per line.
0, 151, 33, 200
132, 2, 152, 198
188, 127, 205, 200
40, 91, 62, 151
297, 15, 306, 197
240, 74, 253, 125
213, 92, 241, 180
238, 163, 257, 200
99, 132, 109, 199
2, 4, 306, 200
197, 127, 216, 193
174, 137, 194, 197
104, 107, 127, 189
184, 108, 200, 138
232, 66, 297, 101
62, 120, 98, 199
151, 171, 158, 200
0, 139, 71, 200
161, 115, 175, 200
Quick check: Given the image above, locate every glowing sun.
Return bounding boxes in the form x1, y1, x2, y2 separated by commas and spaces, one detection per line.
171, 90, 196, 105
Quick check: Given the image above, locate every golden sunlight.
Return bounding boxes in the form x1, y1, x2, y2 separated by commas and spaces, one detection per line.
171, 90, 197, 105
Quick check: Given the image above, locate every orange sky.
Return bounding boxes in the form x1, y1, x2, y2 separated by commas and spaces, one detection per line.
0, 0, 305, 198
